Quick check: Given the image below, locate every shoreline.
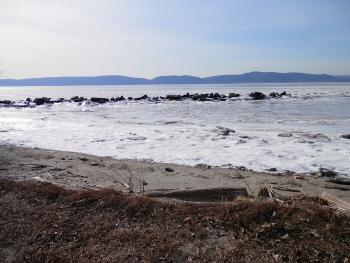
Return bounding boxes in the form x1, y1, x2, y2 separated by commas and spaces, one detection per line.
1, 144, 349, 203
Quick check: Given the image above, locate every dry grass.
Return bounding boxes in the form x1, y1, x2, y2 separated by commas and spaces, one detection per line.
0, 179, 349, 262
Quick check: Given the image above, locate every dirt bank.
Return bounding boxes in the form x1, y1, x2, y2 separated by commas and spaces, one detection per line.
0, 179, 349, 262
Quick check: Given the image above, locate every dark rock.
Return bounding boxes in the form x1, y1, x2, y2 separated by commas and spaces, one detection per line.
134, 95, 148, 101
190, 93, 200, 100
91, 97, 109, 103
198, 94, 209, 101
266, 168, 278, 172
33, 97, 51, 105
327, 177, 350, 185
182, 93, 190, 98
128, 97, 133, 100
319, 168, 338, 178
70, 96, 85, 102
228, 93, 240, 98
216, 126, 235, 136
195, 164, 212, 170
270, 91, 288, 98
209, 93, 221, 99
164, 121, 178, 125
26, 98, 32, 102
0, 100, 13, 105
14, 104, 30, 108
249, 92, 266, 100
214, 93, 222, 99
111, 96, 125, 101
278, 133, 293, 138
269, 92, 280, 98
165, 167, 175, 172
166, 95, 182, 101
340, 134, 350, 139
303, 133, 331, 142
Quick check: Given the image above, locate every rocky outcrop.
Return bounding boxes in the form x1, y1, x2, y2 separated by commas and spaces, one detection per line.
1, 90, 297, 107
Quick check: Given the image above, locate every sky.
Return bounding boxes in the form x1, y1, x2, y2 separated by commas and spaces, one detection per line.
0, 0, 350, 79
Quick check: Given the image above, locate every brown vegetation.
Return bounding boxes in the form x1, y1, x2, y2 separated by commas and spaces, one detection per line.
0, 179, 349, 262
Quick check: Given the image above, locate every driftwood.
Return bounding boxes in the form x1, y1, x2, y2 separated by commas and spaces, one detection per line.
273, 186, 301, 193
147, 187, 248, 202
257, 187, 350, 213
256, 187, 288, 202
321, 191, 350, 212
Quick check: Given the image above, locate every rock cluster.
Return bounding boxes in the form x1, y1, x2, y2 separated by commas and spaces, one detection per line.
0, 91, 292, 107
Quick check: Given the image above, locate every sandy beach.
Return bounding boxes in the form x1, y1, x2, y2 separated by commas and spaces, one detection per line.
1, 144, 349, 203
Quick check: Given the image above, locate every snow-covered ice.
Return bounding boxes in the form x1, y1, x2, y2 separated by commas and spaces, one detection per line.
1, 83, 349, 176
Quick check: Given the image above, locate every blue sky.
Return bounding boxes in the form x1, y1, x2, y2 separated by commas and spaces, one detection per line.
0, 0, 349, 78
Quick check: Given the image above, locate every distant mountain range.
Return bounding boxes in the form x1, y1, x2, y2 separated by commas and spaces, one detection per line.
1, 72, 350, 86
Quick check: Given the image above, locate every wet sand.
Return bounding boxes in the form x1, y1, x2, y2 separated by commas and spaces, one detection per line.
0, 144, 349, 202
